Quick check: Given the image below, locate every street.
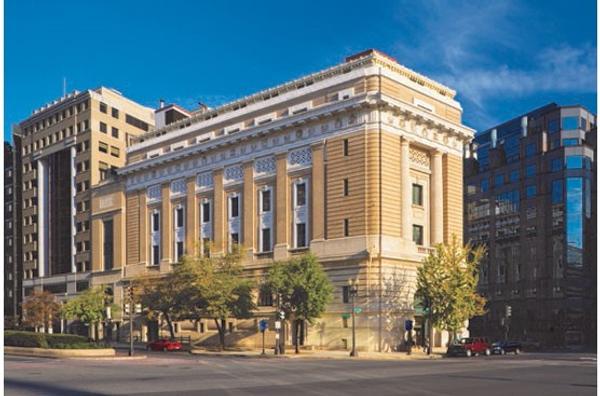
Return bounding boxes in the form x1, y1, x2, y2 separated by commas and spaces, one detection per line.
4, 352, 596, 395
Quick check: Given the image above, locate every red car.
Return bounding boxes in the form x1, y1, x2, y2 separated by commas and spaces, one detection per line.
146, 339, 183, 352
447, 337, 491, 357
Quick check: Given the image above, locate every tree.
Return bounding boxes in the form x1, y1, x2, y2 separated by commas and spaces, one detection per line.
192, 248, 256, 350
264, 253, 333, 353
416, 235, 487, 344
22, 291, 61, 332
63, 286, 115, 340
133, 255, 199, 339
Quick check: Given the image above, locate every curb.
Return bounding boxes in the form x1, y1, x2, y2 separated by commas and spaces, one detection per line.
189, 349, 444, 361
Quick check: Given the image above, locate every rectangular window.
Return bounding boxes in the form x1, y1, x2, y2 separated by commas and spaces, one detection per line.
551, 158, 563, 172
111, 127, 119, 138
343, 179, 349, 196
176, 241, 184, 261
230, 196, 239, 218
342, 286, 350, 303
103, 219, 113, 271
561, 116, 578, 130
176, 206, 184, 228
526, 185, 537, 198
412, 225, 424, 245
296, 182, 306, 206
261, 228, 271, 252
509, 170, 520, 183
111, 108, 119, 118
562, 138, 579, 147
525, 164, 536, 177
110, 146, 120, 158
261, 190, 271, 212
525, 143, 537, 157
343, 219, 349, 237
296, 223, 307, 248
412, 184, 423, 205
551, 180, 563, 204
202, 202, 210, 223
99, 102, 107, 113
494, 174, 504, 187
152, 245, 160, 265
480, 178, 489, 193
99, 122, 107, 133
259, 290, 273, 306
566, 156, 584, 169
548, 119, 560, 134
152, 211, 160, 232
343, 139, 349, 156
99, 142, 108, 153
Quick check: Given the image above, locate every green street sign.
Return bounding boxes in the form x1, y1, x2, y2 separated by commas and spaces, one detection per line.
341, 313, 351, 320
354, 307, 362, 314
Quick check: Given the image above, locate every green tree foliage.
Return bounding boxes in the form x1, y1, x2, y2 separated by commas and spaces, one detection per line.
62, 287, 115, 340
416, 236, 487, 341
21, 291, 61, 332
133, 256, 199, 339
264, 253, 333, 353
191, 248, 256, 350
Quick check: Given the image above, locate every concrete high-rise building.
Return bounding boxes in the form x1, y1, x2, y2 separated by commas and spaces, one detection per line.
90, 49, 474, 351
13, 88, 154, 303
4, 141, 22, 324
465, 103, 596, 347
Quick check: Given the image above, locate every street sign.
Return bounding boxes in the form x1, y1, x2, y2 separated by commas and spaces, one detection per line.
279, 311, 285, 319
404, 319, 413, 331
274, 320, 281, 329
354, 307, 362, 314
259, 319, 268, 332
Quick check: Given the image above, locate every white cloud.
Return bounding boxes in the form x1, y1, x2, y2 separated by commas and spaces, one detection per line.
391, 1, 597, 128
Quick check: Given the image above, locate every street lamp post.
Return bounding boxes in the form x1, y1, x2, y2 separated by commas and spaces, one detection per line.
127, 285, 134, 357
349, 279, 358, 357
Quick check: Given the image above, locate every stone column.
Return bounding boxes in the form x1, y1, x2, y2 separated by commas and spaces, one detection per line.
185, 177, 197, 256
400, 138, 412, 241
160, 183, 172, 271
274, 152, 289, 260
213, 169, 225, 254
139, 192, 148, 265
430, 150, 444, 245
242, 161, 255, 256
311, 143, 325, 242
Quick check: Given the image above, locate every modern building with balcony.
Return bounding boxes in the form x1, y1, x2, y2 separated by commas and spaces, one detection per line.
12, 88, 155, 308
89, 49, 474, 351
464, 103, 596, 347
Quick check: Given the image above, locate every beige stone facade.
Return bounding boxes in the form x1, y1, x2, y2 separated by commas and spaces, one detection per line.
15, 87, 154, 300
91, 50, 474, 351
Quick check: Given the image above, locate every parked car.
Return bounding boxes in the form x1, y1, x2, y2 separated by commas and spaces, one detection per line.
446, 337, 491, 357
491, 340, 522, 355
146, 339, 183, 352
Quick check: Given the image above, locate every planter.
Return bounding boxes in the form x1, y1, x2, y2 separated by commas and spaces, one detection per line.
5, 346, 116, 358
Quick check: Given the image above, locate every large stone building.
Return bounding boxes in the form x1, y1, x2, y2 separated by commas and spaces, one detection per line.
90, 49, 474, 351
12, 88, 154, 305
465, 103, 596, 347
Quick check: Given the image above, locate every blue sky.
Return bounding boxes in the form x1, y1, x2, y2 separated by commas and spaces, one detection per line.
5, 0, 597, 142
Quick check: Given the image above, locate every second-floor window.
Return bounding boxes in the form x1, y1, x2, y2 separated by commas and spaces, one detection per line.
412, 184, 423, 206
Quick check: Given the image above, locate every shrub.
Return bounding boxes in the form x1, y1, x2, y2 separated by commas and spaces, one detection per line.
45, 334, 90, 348
5, 331, 48, 348
4, 331, 106, 349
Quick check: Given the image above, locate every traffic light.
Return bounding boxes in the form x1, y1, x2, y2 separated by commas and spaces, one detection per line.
505, 305, 512, 318
128, 285, 134, 301
124, 303, 130, 314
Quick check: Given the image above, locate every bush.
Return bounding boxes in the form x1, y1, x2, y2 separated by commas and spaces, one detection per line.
5, 331, 48, 348
4, 331, 105, 349
45, 333, 89, 348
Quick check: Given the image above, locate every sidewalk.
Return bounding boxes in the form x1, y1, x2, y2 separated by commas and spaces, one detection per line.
189, 347, 446, 361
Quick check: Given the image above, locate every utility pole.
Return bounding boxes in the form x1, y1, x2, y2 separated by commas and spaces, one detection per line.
349, 279, 358, 357
128, 285, 134, 357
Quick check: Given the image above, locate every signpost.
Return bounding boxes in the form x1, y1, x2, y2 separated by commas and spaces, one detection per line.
259, 319, 268, 355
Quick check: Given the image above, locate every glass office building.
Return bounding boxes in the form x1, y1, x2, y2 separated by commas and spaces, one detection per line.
464, 103, 596, 347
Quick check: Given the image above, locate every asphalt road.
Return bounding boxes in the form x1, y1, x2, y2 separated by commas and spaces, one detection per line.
4, 352, 596, 395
